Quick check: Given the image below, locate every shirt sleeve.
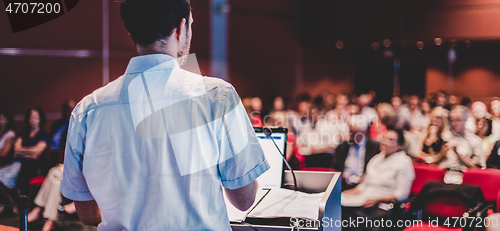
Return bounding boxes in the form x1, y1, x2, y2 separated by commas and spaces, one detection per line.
60, 108, 94, 201
393, 156, 415, 202
216, 85, 270, 190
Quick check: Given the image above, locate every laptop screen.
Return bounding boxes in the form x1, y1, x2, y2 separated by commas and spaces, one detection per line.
253, 127, 288, 190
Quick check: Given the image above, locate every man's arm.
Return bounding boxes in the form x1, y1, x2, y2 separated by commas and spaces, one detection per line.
74, 200, 101, 226
224, 180, 257, 211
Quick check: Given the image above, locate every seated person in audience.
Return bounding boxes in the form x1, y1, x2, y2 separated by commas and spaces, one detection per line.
392, 95, 412, 130
466, 100, 500, 140
409, 95, 427, 132
332, 115, 380, 190
490, 97, 500, 139
370, 103, 395, 142
417, 107, 451, 163
466, 101, 488, 134
268, 96, 289, 127
27, 164, 76, 231
358, 94, 378, 125
47, 100, 75, 169
341, 128, 415, 231
420, 99, 432, 129
27, 101, 76, 231
326, 93, 350, 122
0, 106, 49, 215
0, 108, 16, 165
288, 93, 312, 136
296, 105, 339, 168
419, 125, 444, 163
436, 90, 451, 111
325, 93, 350, 141
476, 115, 498, 167
433, 105, 483, 171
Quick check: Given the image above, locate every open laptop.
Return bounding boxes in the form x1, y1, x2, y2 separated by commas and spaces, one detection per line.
253, 127, 288, 190
224, 127, 288, 222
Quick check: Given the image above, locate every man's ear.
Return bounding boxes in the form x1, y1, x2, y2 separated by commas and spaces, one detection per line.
175, 18, 188, 41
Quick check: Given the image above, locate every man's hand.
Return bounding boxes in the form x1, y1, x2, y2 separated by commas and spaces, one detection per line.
74, 200, 101, 226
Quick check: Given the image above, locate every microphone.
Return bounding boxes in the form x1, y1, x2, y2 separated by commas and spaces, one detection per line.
262, 127, 298, 191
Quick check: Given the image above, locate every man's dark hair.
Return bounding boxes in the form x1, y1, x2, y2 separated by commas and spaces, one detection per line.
296, 92, 311, 104
461, 96, 472, 107
386, 127, 405, 146
120, 0, 191, 46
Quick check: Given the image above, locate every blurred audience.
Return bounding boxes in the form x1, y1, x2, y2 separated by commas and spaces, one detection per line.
332, 115, 380, 190
461, 96, 472, 110
420, 98, 432, 129
475, 115, 498, 166
437, 106, 482, 183
27, 101, 76, 231
417, 107, 451, 162
436, 90, 451, 111
358, 94, 378, 125
295, 104, 339, 168
466, 101, 488, 134
409, 95, 426, 132
0, 106, 49, 215
341, 128, 414, 231
5, 87, 500, 227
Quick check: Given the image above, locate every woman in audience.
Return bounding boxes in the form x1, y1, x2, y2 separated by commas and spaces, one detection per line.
370, 103, 396, 142
0, 106, 49, 215
0, 108, 15, 165
476, 115, 498, 167
417, 107, 451, 163
27, 164, 76, 231
269, 96, 288, 127
421, 99, 432, 130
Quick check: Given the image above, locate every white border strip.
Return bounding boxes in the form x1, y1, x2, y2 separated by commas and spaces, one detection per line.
0, 48, 100, 58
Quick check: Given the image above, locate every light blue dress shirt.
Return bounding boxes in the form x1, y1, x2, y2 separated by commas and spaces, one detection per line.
60, 54, 269, 231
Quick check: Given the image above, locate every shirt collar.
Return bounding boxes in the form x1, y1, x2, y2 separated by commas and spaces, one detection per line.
125, 54, 179, 74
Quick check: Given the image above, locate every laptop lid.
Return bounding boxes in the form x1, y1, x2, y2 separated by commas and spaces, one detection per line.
253, 127, 288, 190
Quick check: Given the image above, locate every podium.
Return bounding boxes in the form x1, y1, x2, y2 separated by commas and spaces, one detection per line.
231, 170, 342, 231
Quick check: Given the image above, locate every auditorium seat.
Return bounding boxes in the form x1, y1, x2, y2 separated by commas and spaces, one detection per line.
404, 182, 486, 231
463, 168, 500, 210
29, 176, 45, 186
411, 164, 446, 196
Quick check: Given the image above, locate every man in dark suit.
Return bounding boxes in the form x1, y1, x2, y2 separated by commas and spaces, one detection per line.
332, 115, 380, 190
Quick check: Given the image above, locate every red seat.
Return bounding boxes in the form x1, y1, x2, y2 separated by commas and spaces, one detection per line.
463, 168, 500, 207
404, 182, 485, 231
29, 176, 45, 186
411, 164, 446, 196
404, 196, 478, 231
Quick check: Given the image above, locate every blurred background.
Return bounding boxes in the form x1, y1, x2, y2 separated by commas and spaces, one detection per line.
1, 0, 500, 129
